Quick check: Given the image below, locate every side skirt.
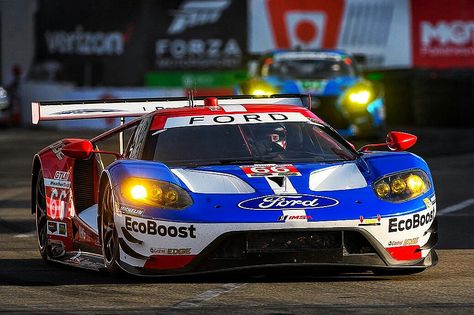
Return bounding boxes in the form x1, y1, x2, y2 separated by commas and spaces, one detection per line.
48, 250, 105, 272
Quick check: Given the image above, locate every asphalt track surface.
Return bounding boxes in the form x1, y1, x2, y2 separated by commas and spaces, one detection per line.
1, 127, 474, 314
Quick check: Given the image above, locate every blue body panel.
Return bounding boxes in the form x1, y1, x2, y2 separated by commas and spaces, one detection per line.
107, 151, 434, 225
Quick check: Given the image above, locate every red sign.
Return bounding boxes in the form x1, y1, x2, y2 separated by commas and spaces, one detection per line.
411, 0, 474, 68
266, 0, 345, 49
241, 164, 301, 177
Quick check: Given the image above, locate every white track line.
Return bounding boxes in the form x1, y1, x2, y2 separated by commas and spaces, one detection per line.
173, 283, 246, 308
437, 198, 474, 216
13, 233, 35, 238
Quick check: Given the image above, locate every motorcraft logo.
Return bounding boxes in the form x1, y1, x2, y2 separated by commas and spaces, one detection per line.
238, 194, 338, 211
167, 0, 231, 34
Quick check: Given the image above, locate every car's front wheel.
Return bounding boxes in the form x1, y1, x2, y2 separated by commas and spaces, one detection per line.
100, 183, 122, 274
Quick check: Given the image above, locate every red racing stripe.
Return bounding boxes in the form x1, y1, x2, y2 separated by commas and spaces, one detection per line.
386, 245, 422, 261
143, 255, 196, 270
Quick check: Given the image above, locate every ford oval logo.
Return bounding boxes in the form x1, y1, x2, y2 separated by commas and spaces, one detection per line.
238, 194, 339, 210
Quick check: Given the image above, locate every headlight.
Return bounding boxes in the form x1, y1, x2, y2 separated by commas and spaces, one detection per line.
342, 81, 375, 108
245, 80, 279, 96
121, 178, 192, 209
373, 170, 430, 202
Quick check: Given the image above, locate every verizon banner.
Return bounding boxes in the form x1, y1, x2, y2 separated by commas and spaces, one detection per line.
249, 0, 411, 69
411, 0, 474, 68
34, 0, 146, 86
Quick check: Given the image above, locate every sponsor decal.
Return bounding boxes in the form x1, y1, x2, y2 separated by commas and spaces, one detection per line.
239, 194, 338, 210
164, 112, 308, 128
120, 205, 144, 217
155, 38, 242, 69
47, 188, 69, 220
403, 237, 419, 246
125, 216, 196, 238
388, 240, 403, 247
358, 214, 381, 226
241, 164, 301, 177
44, 178, 71, 189
45, 25, 129, 56
150, 247, 192, 255
299, 80, 327, 94
388, 209, 435, 233
167, 0, 231, 35
412, 0, 474, 68
278, 214, 313, 221
49, 141, 65, 160
54, 171, 70, 180
47, 220, 67, 237
266, 0, 344, 49
423, 197, 432, 208
388, 237, 419, 247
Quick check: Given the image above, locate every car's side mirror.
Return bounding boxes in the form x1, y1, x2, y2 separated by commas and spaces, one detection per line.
386, 131, 417, 151
359, 131, 417, 152
62, 139, 121, 160
62, 139, 94, 160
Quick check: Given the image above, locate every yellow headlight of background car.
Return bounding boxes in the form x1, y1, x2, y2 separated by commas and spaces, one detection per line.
342, 81, 376, 109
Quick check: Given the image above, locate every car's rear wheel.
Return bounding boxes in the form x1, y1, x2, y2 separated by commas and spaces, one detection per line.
100, 183, 122, 274
35, 170, 49, 262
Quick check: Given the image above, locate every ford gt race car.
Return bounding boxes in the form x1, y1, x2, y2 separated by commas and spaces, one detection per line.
237, 50, 385, 137
31, 94, 437, 277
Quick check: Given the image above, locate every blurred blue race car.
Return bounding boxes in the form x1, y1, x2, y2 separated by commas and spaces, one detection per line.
237, 49, 385, 137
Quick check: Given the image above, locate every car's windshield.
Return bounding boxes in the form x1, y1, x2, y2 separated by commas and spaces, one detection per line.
148, 122, 356, 167
266, 59, 356, 79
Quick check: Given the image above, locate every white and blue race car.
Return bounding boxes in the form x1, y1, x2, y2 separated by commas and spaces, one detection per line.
31, 95, 436, 276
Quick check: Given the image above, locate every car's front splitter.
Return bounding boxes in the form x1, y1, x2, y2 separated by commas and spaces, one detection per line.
113, 200, 438, 276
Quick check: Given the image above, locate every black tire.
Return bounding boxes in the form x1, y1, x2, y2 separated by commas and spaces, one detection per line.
35, 170, 49, 262
100, 183, 123, 275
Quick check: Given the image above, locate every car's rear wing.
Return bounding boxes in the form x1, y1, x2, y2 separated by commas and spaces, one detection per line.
31, 94, 311, 124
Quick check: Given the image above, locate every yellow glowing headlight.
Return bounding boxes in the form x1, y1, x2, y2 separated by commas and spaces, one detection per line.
375, 182, 390, 198
406, 174, 426, 195
244, 79, 278, 96
391, 178, 407, 194
130, 185, 147, 200
252, 89, 272, 96
348, 90, 371, 104
342, 81, 375, 108
373, 170, 430, 202
121, 178, 192, 209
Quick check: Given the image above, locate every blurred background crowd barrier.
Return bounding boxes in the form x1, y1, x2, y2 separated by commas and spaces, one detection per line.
0, 0, 473, 129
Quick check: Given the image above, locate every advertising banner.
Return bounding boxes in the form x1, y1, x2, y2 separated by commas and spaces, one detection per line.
411, 0, 474, 68
34, 0, 146, 86
249, 0, 411, 69
149, 0, 247, 71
